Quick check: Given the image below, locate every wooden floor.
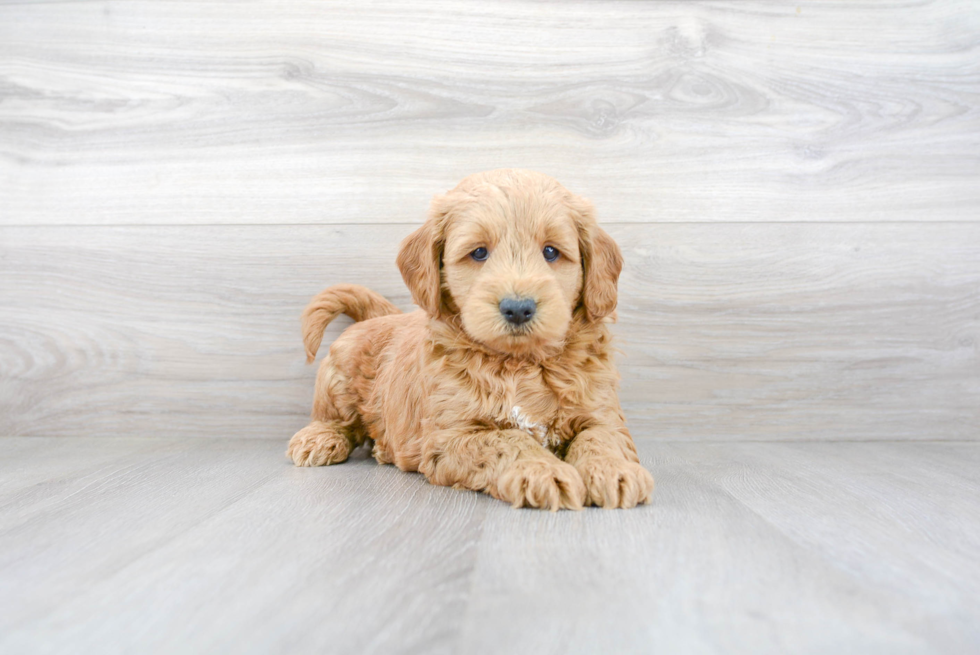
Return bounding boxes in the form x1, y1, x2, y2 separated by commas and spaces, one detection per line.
1, 437, 978, 654
2, 2, 978, 652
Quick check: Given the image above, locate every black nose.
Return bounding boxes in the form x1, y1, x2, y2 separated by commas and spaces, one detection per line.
499, 297, 537, 326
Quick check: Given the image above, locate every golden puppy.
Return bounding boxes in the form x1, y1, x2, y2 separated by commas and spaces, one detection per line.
287, 169, 654, 510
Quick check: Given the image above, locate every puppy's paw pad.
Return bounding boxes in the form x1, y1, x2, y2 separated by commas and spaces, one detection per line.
576, 457, 654, 509
496, 458, 586, 511
287, 422, 351, 467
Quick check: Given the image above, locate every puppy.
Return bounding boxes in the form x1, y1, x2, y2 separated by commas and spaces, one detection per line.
287, 169, 654, 510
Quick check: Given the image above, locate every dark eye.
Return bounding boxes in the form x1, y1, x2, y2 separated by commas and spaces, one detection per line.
470, 247, 489, 262
543, 245, 560, 262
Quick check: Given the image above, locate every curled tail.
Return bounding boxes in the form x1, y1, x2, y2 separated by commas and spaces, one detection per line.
302, 284, 401, 363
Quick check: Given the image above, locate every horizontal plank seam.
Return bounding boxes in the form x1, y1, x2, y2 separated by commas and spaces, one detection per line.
2, 437, 977, 444
2, 221, 980, 229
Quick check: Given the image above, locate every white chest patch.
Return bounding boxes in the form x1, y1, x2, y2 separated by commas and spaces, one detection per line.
509, 406, 561, 449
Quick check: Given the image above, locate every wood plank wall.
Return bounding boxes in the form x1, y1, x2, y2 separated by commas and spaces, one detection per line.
1, 1, 978, 441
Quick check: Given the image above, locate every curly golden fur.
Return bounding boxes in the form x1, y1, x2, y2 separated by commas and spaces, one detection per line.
287, 169, 654, 510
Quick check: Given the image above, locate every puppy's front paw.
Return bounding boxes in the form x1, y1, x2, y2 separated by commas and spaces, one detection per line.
287, 421, 351, 467
575, 456, 654, 509
495, 458, 586, 511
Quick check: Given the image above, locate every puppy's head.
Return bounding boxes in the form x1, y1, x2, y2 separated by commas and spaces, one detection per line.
398, 169, 622, 357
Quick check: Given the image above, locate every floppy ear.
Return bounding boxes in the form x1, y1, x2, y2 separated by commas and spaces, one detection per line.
397, 196, 447, 317
573, 199, 623, 321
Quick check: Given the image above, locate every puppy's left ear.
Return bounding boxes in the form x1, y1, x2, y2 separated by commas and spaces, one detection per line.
397, 195, 448, 317
571, 197, 623, 321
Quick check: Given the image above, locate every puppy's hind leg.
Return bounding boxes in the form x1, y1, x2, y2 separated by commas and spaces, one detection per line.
288, 358, 363, 467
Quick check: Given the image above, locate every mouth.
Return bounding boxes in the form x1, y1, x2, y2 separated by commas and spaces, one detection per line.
504, 323, 534, 337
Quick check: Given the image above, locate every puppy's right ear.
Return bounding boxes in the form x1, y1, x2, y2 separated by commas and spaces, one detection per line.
397, 196, 448, 317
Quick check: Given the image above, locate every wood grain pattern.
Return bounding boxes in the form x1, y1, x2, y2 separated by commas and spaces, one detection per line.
2, 2, 977, 652
0, 438, 486, 654
459, 440, 980, 654
2, 222, 977, 441
1, 0, 978, 225
1, 1, 978, 442
1, 438, 977, 654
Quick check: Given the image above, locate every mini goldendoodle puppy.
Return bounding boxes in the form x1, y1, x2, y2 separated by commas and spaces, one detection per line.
287, 169, 654, 510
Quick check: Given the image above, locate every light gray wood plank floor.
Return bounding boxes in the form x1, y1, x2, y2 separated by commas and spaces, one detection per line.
1, 437, 977, 654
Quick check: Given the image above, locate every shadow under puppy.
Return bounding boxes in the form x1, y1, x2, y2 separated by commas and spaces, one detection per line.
288, 169, 654, 510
